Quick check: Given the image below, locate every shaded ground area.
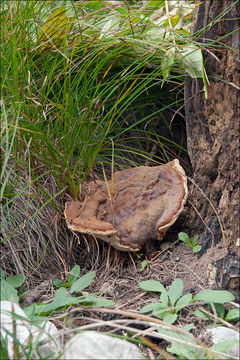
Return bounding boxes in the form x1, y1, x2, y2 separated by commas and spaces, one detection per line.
19, 224, 230, 357
2, 168, 238, 357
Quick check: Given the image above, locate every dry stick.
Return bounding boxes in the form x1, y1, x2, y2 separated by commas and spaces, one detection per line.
183, 263, 206, 288
139, 335, 176, 360
73, 307, 225, 356
55, 307, 232, 359
198, 306, 239, 331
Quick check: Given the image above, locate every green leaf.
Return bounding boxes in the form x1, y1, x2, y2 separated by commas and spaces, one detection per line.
193, 245, 201, 253
192, 235, 199, 246
146, 0, 164, 8
145, 26, 166, 43
70, 271, 96, 294
194, 290, 235, 304
157, 327, 203, 359
194, 309, 211, 319
178, 45, 203, 78
211, 339, 239, 353
84, 1, 104, 11
161, 47, 175, 81
99, 17, 120, 39
68, 265, 80, 284
53, 278, 62, 288
160, 291, 169, 306
139, 280, 166, 293
0, 280, 19, 304
90, 298, 114, 307
225, 308, 240, 322
163, 313, 178, 324
169, 279, 183, 306
163, 15, 180, 28
140, 302, 164, 314
6, 274, 25, 288
139, 260, 148, 272
175, 293, 192, 312
41, 294, 85, 313
178, 232, 189, 242
183, 323, 194, 332
0, 269, 5, 280
19, 290, 31, 300
54, 287, 68, 298
212, 303, 225, 318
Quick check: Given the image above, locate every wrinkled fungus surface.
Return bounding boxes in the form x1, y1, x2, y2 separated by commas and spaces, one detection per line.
65, 159, 188, 251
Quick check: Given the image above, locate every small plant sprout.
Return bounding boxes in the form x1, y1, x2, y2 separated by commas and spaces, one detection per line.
178, 232, 202, 253
138, 260, 148, 273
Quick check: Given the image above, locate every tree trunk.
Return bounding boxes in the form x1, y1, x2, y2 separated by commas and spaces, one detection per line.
184, 0, 239, 297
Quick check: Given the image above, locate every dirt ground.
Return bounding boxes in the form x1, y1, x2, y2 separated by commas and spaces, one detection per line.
20, 224, 231, 349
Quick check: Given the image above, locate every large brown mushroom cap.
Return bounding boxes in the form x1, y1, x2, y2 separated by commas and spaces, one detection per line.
64, 159, 188, 251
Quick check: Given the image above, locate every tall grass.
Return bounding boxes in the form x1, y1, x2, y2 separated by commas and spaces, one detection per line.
1, 0, 212, 278
1, 0, 197, 198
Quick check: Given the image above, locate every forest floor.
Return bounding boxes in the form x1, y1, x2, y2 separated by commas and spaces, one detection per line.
19, 217, 230, 358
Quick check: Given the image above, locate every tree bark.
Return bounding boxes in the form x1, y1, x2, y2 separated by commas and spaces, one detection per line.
184, 0, 239, 295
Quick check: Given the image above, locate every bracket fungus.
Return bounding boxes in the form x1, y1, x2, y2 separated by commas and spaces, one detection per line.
64, 159, 188, 252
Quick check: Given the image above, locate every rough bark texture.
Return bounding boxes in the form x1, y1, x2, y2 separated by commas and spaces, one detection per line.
184, 0, 239, 294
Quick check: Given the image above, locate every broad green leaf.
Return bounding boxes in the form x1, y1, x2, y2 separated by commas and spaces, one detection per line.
160, 290, 169, 306
157, 326, 203, 359
193, 245, 201, 253
163, 15, 180, 28
100, 17, 120, 39
178, 45, 203, 79
175, 293, 192, 312
84, 1, 104, 11
225, 308, 240, 322
140, 302, 164, 314
178, 232, 189, 242
38, 5, 71, 47
183, 323, 194, 331
163, 313, 178, 324
192, 235, 199, 246
92, 298, 114, 307
211, 339, 238, 353
54, 287, 68, 298
41, 295, 84, 313
114, 6, 128, 17
194, 290, 234, 304
70, 271, 96, 294
169, 278, 183, 306
161, 47, 175, 81
19, 290, 31, 300
81, 295, 114, 307
6, 274, 25, 288
153, 308, 168, 319
212, 303, 225, 318
145, 26, 166, 42
146, 0, 164, 8
139, 280, 166, 293
0, 280, 19, 304
0, 269, 5, 280
68, 265, 80, 284
53, 278, 62, 288
194, 309, 211, 319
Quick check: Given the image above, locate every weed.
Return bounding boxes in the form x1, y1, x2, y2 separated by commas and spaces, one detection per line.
178, 232, 202, 253
139, 278, 235, 324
